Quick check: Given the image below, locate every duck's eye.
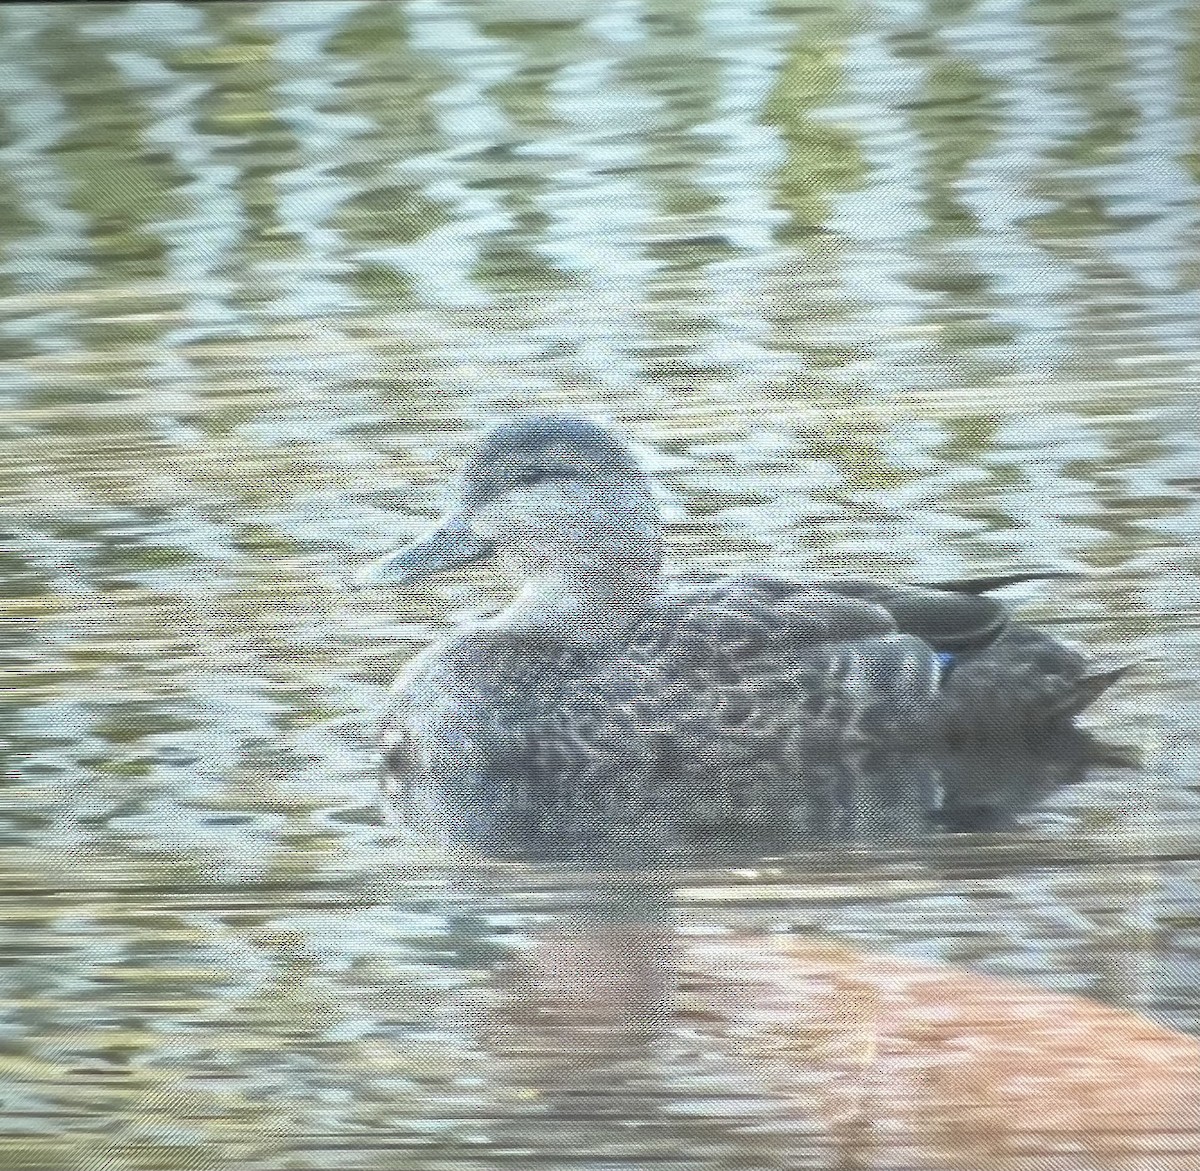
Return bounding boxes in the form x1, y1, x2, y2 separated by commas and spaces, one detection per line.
511, 467, 556, 488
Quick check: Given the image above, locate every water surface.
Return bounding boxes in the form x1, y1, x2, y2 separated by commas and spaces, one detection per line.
2, 1, 1200, 1167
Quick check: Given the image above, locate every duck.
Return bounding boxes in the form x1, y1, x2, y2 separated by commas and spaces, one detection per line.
357, 415, 1127, 808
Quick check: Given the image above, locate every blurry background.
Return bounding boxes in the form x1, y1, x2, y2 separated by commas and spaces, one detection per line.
1, 1, 1199, 1167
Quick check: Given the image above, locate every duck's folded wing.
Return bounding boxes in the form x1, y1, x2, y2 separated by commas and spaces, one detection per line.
553, 639, 942, 777
785, 578, 1010, 656
676, 573, 1012, 656
625, 579, 899, 669
544, 581, 936, 774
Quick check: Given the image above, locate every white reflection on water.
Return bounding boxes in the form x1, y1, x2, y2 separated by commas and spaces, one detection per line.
944, 0, 1082, 375
692, 0, 792, 381
535, 0, 662, 385
85, 0, 243, 383
257, 0, 371, 321
1110, 0, 1200, 339
395, 0, 518, 307
825, 27, 938, 391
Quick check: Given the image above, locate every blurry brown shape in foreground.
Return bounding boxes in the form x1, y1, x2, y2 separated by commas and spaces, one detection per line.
481, 921, 1200, 1170
698, 935, 1200, 1170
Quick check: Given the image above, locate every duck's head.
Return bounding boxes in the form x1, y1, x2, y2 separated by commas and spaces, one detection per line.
357, 416, 664, 618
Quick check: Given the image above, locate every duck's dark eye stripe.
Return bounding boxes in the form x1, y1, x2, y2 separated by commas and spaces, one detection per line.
513, 467, 565, 486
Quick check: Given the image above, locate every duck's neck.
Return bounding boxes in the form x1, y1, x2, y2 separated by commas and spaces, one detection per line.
491, 489, 665, 640
494, 555, 662, 641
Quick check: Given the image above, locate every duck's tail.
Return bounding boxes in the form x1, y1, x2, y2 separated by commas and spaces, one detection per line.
938, 621, 1135, 739
923, 573, 1136, 730
1041, 663, 1133, 724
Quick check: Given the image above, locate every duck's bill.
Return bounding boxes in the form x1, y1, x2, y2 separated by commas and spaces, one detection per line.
355, 516, 494, 586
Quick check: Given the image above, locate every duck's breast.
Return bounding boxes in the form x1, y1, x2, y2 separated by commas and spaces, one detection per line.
381, 629, 598, 791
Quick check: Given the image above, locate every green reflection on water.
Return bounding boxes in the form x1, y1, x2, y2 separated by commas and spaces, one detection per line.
1, 0, 1199, 1167
766, 19, 865, 237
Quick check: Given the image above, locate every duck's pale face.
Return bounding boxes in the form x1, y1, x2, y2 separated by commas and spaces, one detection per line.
471, 477, 660, 582
356, 416, 664, 602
